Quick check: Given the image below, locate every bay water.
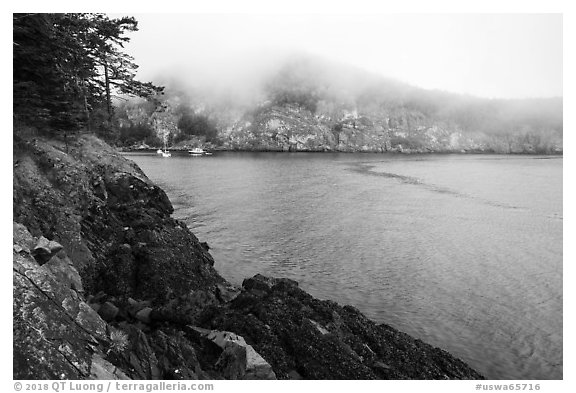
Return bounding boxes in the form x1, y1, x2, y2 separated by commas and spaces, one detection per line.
126, 152, 562, 380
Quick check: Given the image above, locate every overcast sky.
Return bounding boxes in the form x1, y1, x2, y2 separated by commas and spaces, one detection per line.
118, 13, 562, 98
116, 13, 562, 99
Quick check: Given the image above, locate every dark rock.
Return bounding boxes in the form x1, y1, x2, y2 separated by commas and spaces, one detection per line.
121, 325, 162, 380
151, 290, 220, 325
242, 274, 277, 292
288, 370, 303, 379
216, 282, 241, 303
92, 291, 107, 303
135, 307, 153, 324
192, 327, 276, 380
13, 135, 224, 303
148, 329, 210, 379
98, 302, 119, 322
197, 273, 484, 380
126, 299, 153, 318
242, 273, 299, 294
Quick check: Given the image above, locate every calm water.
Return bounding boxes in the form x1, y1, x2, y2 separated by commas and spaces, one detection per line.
126, 152, 562, 380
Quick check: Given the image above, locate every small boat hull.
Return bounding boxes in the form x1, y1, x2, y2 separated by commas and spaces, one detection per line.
188, 148, 211, 156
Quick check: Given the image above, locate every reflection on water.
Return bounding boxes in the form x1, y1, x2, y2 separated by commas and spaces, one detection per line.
126, 152, 562, 380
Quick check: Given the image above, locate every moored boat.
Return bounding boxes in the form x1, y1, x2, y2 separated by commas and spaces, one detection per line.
188, 147, 211, 156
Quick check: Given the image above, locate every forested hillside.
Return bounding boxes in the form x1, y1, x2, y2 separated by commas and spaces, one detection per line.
14, 14, 561, 154
116, 56, 562, 154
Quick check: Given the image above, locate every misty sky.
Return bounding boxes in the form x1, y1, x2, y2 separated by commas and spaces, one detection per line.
120, 13, 562, 99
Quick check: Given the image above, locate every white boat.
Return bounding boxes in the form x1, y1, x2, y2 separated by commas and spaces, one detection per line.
188, 147, 209, 156
160, 140, 171, 157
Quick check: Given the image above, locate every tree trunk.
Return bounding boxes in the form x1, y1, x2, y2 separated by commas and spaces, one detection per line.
84, 93, 90, 131
82, 78, 90, 132
104, 60, 112, 123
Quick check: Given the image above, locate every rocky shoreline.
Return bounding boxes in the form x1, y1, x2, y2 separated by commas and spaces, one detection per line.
120, 145, 563, 155
13, 133, 484, 380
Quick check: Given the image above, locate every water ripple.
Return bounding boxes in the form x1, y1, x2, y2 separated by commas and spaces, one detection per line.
347, 161, 527, 211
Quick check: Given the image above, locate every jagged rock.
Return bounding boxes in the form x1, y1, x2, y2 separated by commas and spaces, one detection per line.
13, 135, 224, 303
200, 241, 210, 251
76, 302, 107, 339
242, 273, 298, 295
13, 224, 107, 379
191, 327, 276, 380
13, 222, 36, 253
89, 354, 131, 380
98, 302, 119, 322
216, 282, 241, 303
196, 273, 484, 380
31, 236, 63, 265
116, 325, 162, 380
44, 252, 84, 293
148, 329, 211, 379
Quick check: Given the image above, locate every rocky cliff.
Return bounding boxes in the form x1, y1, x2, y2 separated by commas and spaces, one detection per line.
219, 101, 562, 154
139, 56, 562, 155
13, 133, 484, 380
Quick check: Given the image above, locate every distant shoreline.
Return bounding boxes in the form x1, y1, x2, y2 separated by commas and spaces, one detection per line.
120, 146, 564, 156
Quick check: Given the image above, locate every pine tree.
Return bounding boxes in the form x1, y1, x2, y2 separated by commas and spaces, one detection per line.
13, 13, 163, 134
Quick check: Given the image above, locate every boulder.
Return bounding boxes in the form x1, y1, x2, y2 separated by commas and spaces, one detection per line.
126, 299, 153, 318
135, 307, 153, 324
98, 301, 119, 322
191, 327, 276, 380
31, 236, 63, 265
242, 274, 298, 294
216, 282, 241, 303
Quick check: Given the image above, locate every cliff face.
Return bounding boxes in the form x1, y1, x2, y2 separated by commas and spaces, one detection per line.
136, 56, 561, 155
13, 133, 484, 380
219, 102, 562, 154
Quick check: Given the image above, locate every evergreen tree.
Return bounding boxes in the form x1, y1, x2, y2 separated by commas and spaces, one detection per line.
13, 13, 163, 134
